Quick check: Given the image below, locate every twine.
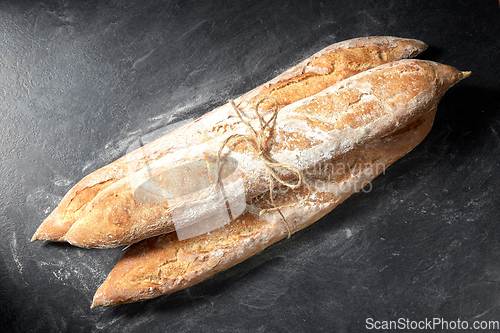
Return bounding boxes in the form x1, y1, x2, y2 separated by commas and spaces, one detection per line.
215, 96, 311, 237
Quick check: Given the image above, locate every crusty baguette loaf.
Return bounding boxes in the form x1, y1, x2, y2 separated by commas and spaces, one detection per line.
91, 60, 470, 307
91, 113, 436, 308
60, 58, 462, 249
31, 37, 427, 243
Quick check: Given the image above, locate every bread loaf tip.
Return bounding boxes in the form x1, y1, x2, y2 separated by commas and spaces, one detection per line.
459, 71, 472, 80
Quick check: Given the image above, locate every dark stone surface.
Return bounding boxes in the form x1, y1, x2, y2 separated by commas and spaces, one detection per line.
1, 0, 499, 332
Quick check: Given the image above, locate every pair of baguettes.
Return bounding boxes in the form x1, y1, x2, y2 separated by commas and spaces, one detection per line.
31, 37, 470, 307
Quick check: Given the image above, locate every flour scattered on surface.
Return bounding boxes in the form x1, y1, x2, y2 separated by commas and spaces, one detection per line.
11, 232, 23, 273
53, 174, 73, 187
53, 269, 71, 282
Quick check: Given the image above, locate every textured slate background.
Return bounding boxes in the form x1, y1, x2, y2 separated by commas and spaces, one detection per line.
1, 0, 500, 332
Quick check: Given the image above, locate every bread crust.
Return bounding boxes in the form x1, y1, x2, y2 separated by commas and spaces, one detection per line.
31, 37, 428, 243
90, 60, 469, 307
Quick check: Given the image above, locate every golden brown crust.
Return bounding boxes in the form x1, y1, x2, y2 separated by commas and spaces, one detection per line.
240, 36, 428, 110
31, 37, 428, 243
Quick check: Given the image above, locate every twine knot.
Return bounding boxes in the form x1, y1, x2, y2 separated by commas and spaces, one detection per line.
215, 96, 311, 237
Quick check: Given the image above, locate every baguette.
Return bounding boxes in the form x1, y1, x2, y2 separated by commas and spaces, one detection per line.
60, 57, 457, 249
91, 60, 470, 307
31, 37, 427, 243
